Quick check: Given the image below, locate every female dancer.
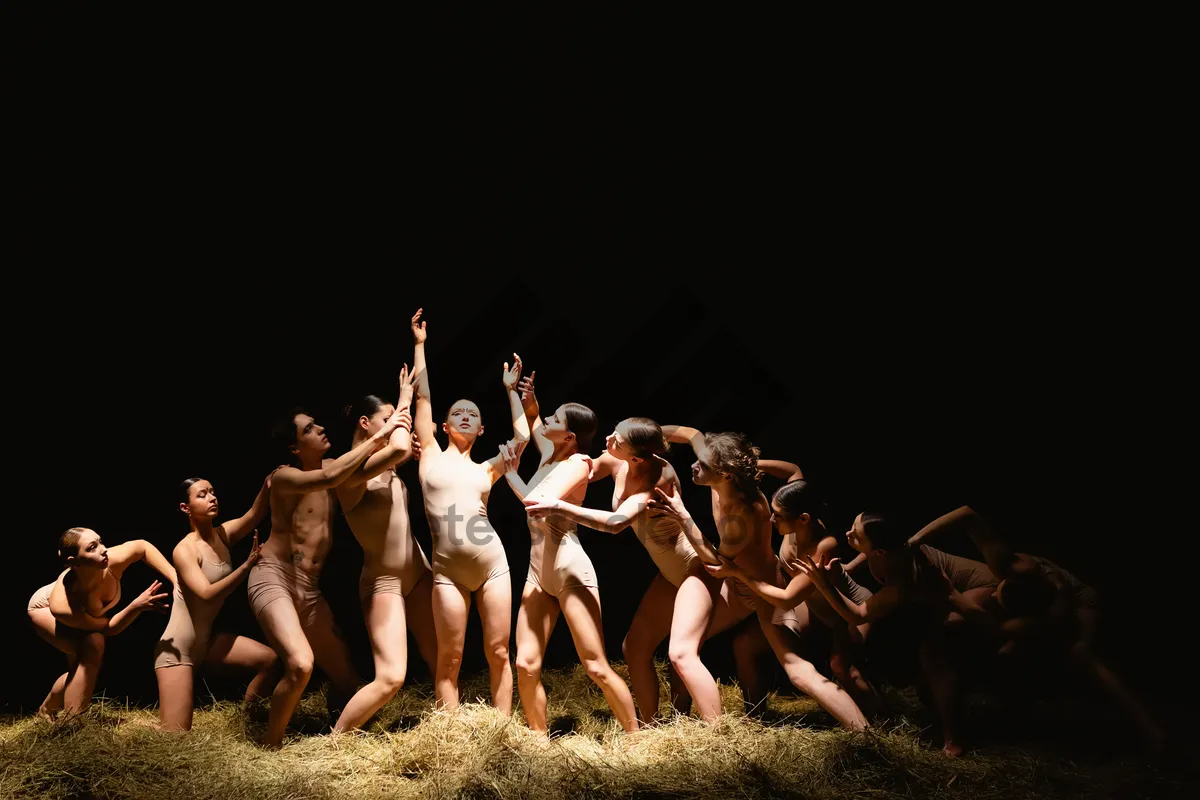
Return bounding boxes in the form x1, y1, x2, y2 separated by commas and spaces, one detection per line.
497, 369, 637, 733
411, 308, 529, 712
794, 511, 994, 755
28, 529, 176, 718
700, 470, 873, 728
525, 418, 740, 725
332, 367, 439, 731
154, 474, 281, 731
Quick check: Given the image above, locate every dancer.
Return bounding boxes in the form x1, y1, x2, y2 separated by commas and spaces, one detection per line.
499, 368, 637, 732
332, 368, 440, 732
525, 418, 740, 724
702, 471, 875, 728
410, 308, 529, 713
251, 400, 410, 747
154, 474, 281, 731
794, 511, 993, 755
909, 506, 1163, 751
28, 529, 176, 718
659, 425, 776, 714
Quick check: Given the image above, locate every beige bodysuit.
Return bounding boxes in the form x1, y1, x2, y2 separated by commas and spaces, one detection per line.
155, 554, 232, 668
421, 454, 509, 592
344, 468, 432, 601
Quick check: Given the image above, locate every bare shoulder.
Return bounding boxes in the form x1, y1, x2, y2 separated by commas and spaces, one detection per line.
816, 536, 839, 556
654, 456, 678, 488
173, 536, 196, 562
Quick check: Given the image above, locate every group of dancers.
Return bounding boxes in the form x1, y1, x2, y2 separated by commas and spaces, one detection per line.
26, 310, 1162, 755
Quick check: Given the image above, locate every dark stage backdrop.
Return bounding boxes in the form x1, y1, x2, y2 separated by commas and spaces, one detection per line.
3, 4, 1184, 713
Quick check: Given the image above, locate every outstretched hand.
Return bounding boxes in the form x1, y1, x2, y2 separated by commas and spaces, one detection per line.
397, 363, 416, 407
411, 308, 427, 344
518, 371, 538, 412
790, 552, 835, 588
502, 353, 523, 391
498, 442, 522, 474
132, 581, 170, 613
704, 554, 741, 580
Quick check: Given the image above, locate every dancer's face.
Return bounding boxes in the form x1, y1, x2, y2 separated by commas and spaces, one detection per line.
541, 405, 573, 445
690, 455, 719, 486
604, 424, 636, 461
292, 414, 331, 458
846, 513, 871, 554
770, 501, 809, 537
361, 404, 396, 438
181, 480, 219, 520
71, 530, 109, 569
444, 400, 483, 439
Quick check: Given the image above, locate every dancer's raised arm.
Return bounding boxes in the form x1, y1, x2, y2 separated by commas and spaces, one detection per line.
411, 307, 440, 455
107, 539, 178, 586
175, 532, 263, 602
219, 472, 273, 545
272, 417, 399, 494
485, 354, 531, 482
518, 371, 554, 464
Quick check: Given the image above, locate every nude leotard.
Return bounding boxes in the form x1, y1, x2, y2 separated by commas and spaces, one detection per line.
154, 553, 232, 669
344, 469, 432, 601
421, 455, 509, 592
526, 454, 598, 597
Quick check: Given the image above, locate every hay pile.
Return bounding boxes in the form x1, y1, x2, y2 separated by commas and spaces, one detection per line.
0, 662, 1186, 799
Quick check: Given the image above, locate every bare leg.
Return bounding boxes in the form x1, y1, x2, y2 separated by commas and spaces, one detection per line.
672, 581, 756, 716
204, 633, 281, 703
666, 572, 727, 723
254, 598, 315, 748
431, 582, 470, 710
405, 571, 439, 677
761, 614, 868, 730
334, 592, 408, 732
29, 609, 78, 718
62, 632, 105, 716
514, 583, 560, 733
622, 573, 677, 724
476, 574, 514, 714
919, 630, 964, 756
304, 595, 361, 715
155, 666, 196, 731
560, 587, 638, 732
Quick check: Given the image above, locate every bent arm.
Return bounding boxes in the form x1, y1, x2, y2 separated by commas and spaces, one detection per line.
817, 581, 903, 626
222, 477, 271, 544
757, 459, 804, 483
549, 496, 643, 535
737, 571, 817, 610
175, 542, 255, 603
271, 433, 386, 494
48, 582, 144, 635
662, 425, 709, 460
108, 540, 177, 586
486, 390, 532, 482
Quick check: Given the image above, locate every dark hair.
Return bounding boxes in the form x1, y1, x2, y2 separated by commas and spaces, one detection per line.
179, 477, 202, 504
562, 402, 598, 453
622, 417, 669, 458
704, 432, 762, 494
343, 395, 389, 442
859, 511, 908, 551
58, 527, 89, 563
771, 479, 826, 522
271, 406, 308, 460
999, 563, 1057, 617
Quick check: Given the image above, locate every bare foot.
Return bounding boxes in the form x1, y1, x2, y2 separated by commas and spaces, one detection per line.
35, 708, 57, 723
942, 740, 965, 758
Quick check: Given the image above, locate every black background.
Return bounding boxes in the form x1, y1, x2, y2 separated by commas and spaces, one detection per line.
2, 4, 1187, 715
